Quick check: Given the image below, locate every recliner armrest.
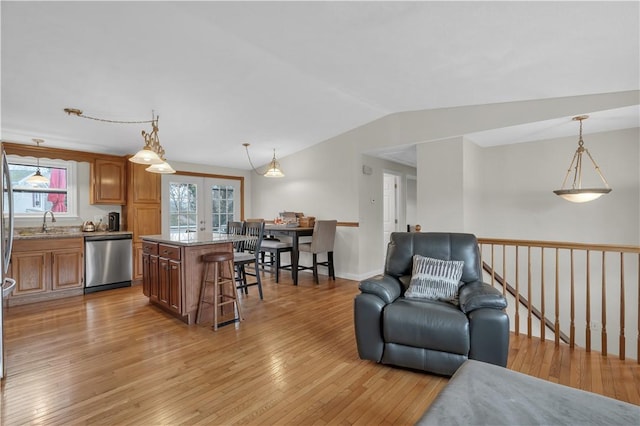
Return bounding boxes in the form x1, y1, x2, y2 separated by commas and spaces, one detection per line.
359, 275, 402, 304
459, 281, 508, 314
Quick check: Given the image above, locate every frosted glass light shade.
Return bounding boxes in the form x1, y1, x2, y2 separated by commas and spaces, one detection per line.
26, 170, 49, 185
263, 159, 284, 178
146, 161, 176, 174
129, 148, 163, 165
553, 188, 611, 203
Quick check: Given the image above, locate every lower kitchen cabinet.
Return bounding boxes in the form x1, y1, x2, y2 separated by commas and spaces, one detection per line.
142, 241, 181, 314
8, 237, 84, 306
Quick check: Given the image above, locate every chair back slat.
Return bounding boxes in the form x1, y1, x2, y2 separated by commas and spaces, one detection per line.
227, 221, 245, 251
243, 220, 264, 255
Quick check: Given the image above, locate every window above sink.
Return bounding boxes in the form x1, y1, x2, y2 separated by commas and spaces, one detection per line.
7, 156, 77, 218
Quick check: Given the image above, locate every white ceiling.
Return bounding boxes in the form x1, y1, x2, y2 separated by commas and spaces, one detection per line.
1, 1, 638, 170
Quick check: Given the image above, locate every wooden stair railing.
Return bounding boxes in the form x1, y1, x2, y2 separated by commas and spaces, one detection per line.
477, 238, 640, 362
481, 260, 570, 344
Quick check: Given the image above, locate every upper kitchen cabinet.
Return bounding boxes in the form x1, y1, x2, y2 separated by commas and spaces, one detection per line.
130, 160, 161, 204
91, 158, 126, 204
124, 160, 161, 283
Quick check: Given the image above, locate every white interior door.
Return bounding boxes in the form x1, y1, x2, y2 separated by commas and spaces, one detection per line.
162, 175, 241, 237
383, 173, 399, 261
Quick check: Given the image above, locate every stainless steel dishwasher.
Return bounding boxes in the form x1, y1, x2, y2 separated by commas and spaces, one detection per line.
84, 234, 132, 293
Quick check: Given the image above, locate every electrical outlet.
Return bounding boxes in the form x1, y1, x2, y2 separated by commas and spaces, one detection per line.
590, 321, 602, 331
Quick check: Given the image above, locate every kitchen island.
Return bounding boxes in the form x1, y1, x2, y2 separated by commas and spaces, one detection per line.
141, 232, 243, 325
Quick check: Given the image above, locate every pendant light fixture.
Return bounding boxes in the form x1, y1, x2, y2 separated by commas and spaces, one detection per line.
553, 115, 612, 203
25, 138, 49, 185
243, 143, 285, 178
64, 108, 174, 173
129, 115, 165, 166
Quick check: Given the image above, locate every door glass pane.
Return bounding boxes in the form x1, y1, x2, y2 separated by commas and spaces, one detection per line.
211, 185, 234, 233
169, 182, 197, 238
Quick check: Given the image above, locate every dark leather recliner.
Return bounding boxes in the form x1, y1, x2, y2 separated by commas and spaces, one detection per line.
354, 232, 509, 376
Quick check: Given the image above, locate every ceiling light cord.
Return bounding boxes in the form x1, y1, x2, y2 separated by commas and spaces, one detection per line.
243, 143, 263, 176
64, 108, 153, 124
243, 143, 284, 178
65, 107, 175, 173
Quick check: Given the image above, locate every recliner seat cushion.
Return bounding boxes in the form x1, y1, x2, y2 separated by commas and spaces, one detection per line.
383, 299, 470, 355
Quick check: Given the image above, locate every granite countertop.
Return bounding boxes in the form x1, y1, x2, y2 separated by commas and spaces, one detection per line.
141, 232, 249, 247
14, 226, 132, 240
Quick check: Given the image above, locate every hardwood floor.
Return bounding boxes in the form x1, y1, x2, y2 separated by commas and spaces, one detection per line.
2, 273, 638, 425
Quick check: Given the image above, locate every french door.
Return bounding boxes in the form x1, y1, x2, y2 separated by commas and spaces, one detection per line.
162, 175, 241, 237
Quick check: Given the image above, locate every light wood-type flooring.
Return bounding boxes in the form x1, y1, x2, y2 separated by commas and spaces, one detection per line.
2, 272, 639, 425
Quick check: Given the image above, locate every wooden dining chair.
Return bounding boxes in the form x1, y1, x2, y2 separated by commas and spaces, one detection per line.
297, 220, 337, 284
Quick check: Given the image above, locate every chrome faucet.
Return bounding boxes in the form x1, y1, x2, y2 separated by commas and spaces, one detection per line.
42, 210, 56, 233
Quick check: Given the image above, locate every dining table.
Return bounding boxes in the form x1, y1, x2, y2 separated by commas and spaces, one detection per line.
263, 224, 314, 285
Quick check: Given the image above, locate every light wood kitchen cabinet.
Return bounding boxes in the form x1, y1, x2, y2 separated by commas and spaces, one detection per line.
8, 237, 84, 306
51, 249, 85, 291
130, 161, 161, 204
10, 251, 48, 295
124, 161, 161, 284
91, 158, 126, 205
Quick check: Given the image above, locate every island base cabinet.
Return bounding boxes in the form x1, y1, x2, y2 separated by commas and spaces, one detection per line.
141, 239, 235, 325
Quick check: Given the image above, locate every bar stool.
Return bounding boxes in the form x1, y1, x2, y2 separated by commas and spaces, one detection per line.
196, 252, 244, 330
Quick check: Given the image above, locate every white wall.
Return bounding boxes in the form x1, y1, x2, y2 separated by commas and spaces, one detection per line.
250, 137, 362, 279
416, 137, 465, 232
248, 92, 639, 281
475, 128, 639, 244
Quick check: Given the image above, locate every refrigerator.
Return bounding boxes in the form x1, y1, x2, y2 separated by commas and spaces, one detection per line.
1, 148, 16, 380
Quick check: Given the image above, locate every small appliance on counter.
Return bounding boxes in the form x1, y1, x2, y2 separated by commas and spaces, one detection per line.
82, 221, 95, 232
108, 212, 120, 232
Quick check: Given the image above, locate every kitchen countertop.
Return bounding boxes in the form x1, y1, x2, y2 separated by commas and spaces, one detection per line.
141, 232, 249, 247
14, 227, 132, 240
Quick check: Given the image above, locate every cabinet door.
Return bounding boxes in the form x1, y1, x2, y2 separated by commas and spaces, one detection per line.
168, 260, 181, 312
158, 257, 170, 306
10, 251, 49, 295
91, 159, 126, 204
133, 242, 144, 282
131, 206, 161, 243
130, 162, 161, 204
51, 249, 84, 291
142, 253, 150, 297
149, 255, 159, 300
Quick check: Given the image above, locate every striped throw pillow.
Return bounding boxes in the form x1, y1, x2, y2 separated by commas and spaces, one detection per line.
405, 255, 464, 302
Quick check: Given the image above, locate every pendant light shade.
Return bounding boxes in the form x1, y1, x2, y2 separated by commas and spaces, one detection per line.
25, 139, 50, 185
146, 161, 176, 174
26, 169, 49, 184
263, 154, 285, 178
130, 147, 163, 165
553, 115, 611, 203
243, 143, 285, 178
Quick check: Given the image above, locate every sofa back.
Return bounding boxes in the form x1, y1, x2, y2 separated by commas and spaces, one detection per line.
385, 232, 482, 283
